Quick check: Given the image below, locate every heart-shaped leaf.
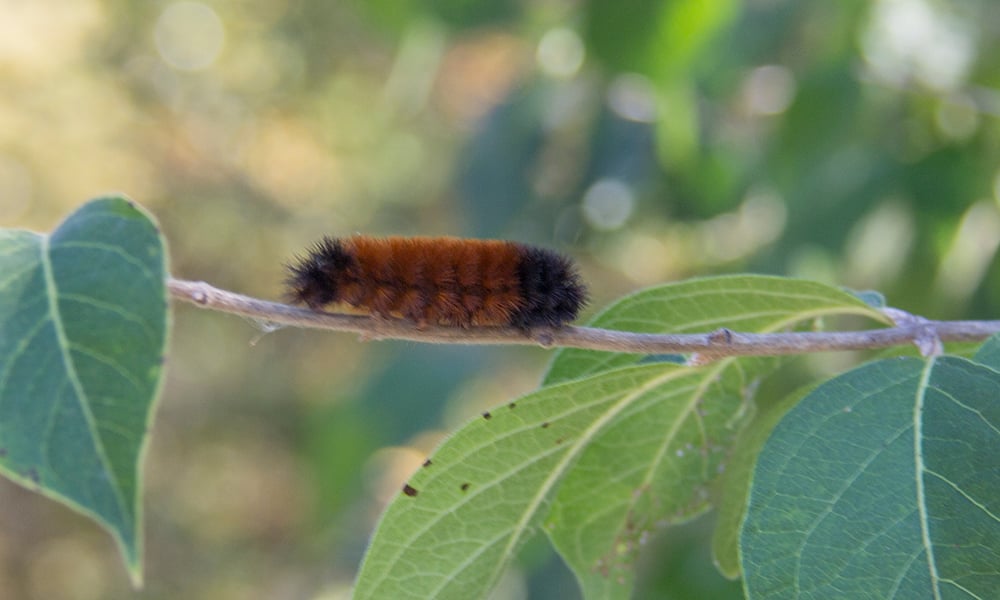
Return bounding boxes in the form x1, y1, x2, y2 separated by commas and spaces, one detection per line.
0, 196, 168, 585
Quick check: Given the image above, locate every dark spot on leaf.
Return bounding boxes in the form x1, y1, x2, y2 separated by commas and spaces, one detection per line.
422, 459, 432, 468
555, 438, 564, 445
482, 411, 492, 420
508, 402, 517, 409
402, 484, 418, 497
460, 483, 470, 492
541, 422, 550, 429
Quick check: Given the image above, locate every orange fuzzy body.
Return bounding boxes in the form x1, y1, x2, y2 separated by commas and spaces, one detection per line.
286, 236, 587, 328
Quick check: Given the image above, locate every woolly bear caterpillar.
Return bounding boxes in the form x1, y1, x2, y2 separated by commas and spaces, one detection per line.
286, 236, 587, 328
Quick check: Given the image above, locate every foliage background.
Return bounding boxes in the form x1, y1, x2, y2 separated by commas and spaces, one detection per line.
1, 0, 998, 598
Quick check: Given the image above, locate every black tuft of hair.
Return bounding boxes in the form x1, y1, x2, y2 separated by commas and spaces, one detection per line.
511, 246, 588, 329
285, 237, 355, 309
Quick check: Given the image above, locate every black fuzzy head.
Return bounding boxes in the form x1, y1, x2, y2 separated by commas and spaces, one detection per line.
285, 237, 356, 309
511, 246, 588, 329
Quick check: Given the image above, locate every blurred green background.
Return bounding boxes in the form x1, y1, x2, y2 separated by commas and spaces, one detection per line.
2, 0, 999, 598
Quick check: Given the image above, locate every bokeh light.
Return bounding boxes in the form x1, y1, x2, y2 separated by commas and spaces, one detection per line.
155, 2, 225, 71
607, 74, 658, 123
861, 0, 975, 91
537, 27, 585, 79
741, 65, 796, 116
582, 178, 635, 230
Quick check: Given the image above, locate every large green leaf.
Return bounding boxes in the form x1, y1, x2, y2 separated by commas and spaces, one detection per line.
741, 355, 1000, 599
354, 363, 693, 599
0, 197, 168, 585
543, 276, 887, 599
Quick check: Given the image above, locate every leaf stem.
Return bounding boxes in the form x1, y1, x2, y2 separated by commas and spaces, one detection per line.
167, 278, 1000, 357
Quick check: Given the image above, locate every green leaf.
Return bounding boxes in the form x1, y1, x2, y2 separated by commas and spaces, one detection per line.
741, 356, 1000, 599
544, 276, 887, 598
545, 275, 887, 385
924, 357, 1000, 597
353, 363, 692, 599
0, 196, 168, 585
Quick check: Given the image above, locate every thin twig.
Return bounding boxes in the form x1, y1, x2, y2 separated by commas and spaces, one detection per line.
168, 278, 1000, 357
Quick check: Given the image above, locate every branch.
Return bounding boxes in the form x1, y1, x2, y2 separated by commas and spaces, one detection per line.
168, 278, 1000, 358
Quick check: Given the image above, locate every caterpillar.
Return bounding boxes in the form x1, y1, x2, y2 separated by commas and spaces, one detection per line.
285, 235, 587, 328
